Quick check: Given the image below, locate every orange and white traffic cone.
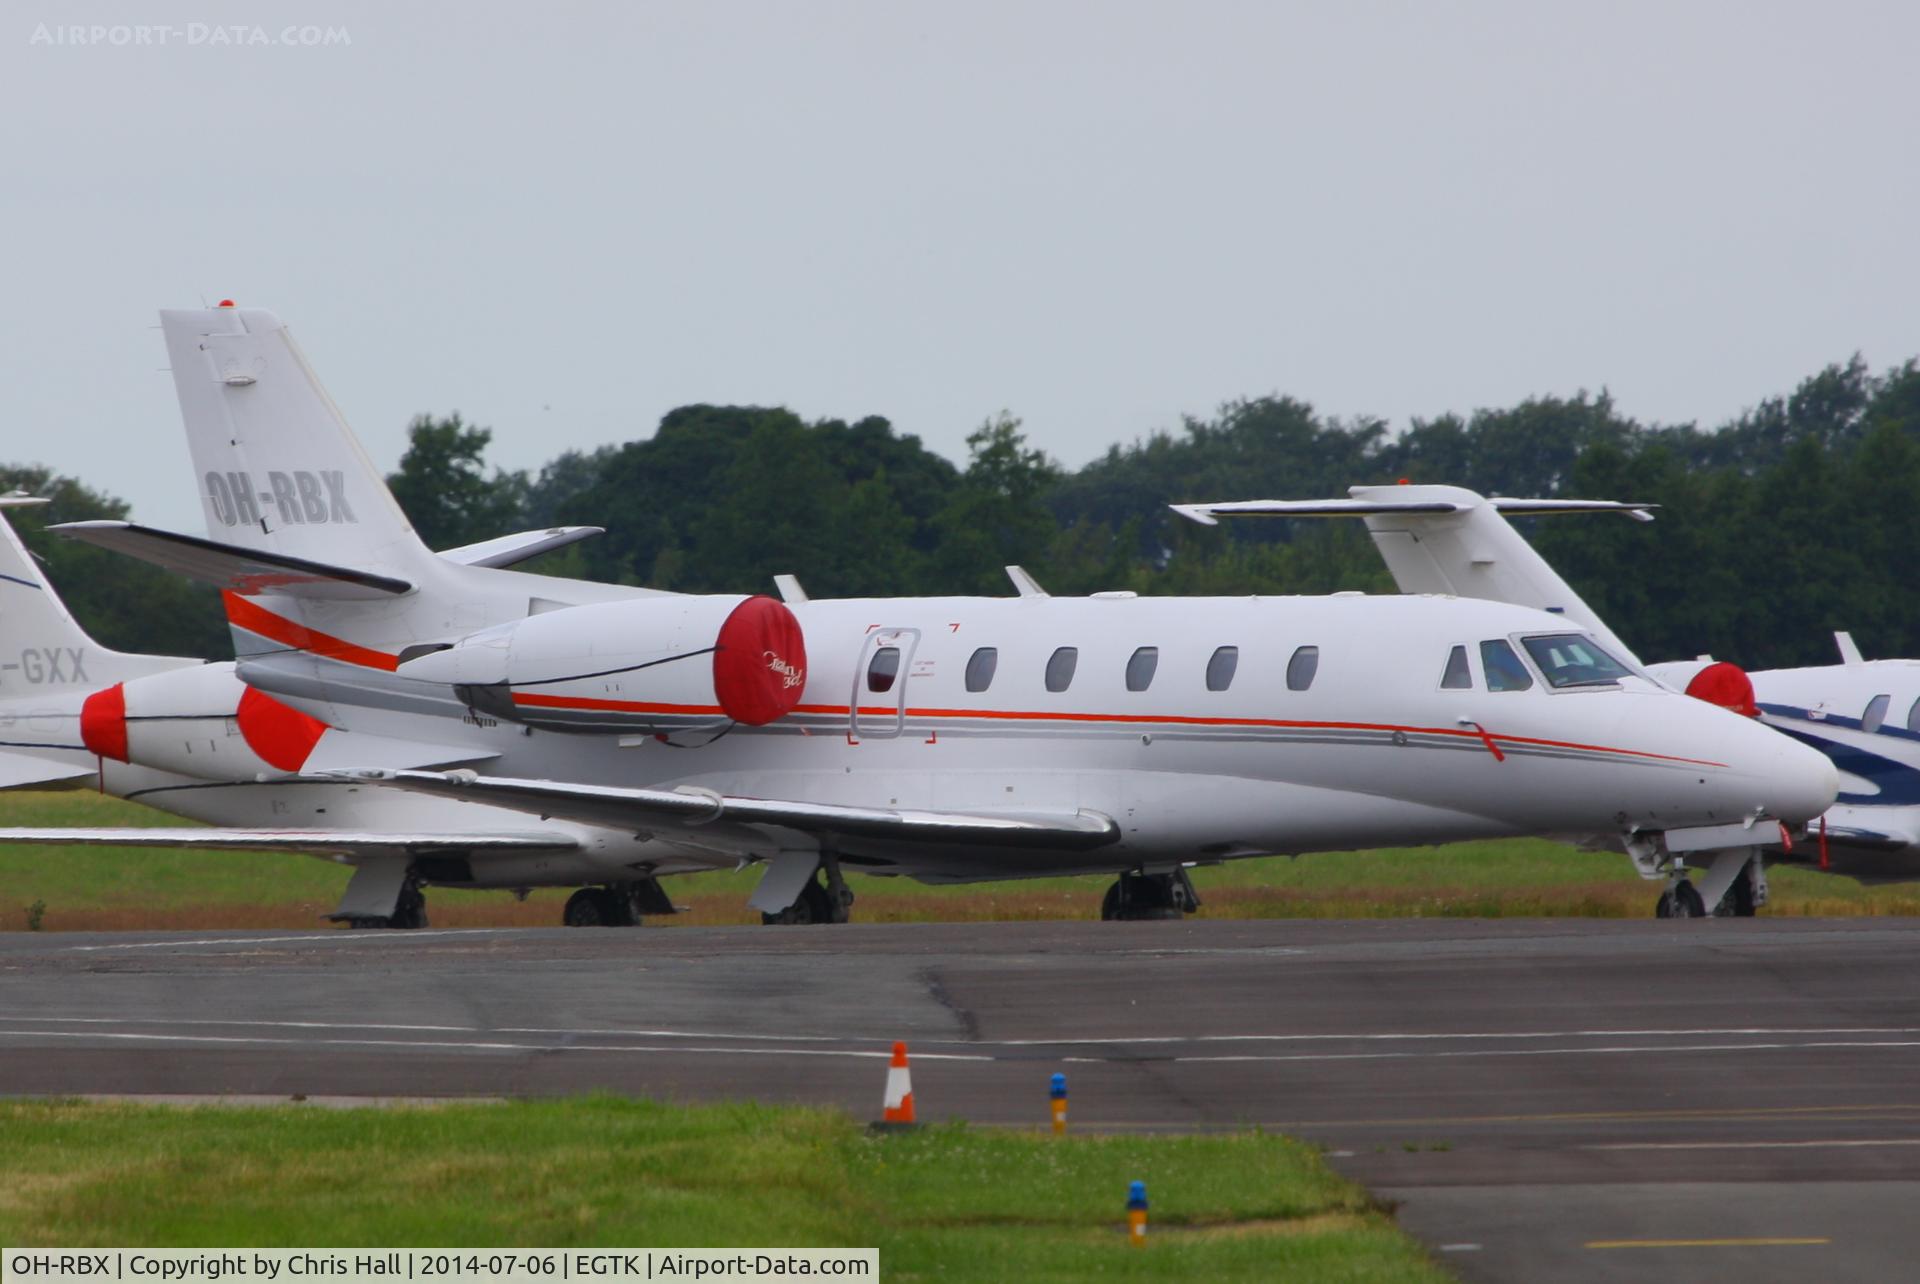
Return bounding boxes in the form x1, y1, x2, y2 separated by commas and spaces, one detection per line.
882, 1040, 916, 1125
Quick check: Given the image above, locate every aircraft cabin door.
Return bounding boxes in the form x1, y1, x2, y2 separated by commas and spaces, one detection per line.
851, 627, 919, 742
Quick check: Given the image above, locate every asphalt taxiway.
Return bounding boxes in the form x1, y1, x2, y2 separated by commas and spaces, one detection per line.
4, 917, 1919, 1282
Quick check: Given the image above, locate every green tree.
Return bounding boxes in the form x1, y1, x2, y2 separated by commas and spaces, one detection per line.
0, 466, 229, 659
932, 414, 1063, 594
386, 414, 529, 550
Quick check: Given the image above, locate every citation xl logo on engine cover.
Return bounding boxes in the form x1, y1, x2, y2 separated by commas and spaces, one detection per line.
765, 651, 804, 689
205, 470, 358, 527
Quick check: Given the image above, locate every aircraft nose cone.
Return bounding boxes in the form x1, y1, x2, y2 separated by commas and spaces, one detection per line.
1751, 725, 1839, 825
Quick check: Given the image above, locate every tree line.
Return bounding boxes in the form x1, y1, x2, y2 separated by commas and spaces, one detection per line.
11, 352, 1920, 670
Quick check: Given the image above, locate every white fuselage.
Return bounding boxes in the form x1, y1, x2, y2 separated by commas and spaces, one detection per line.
222, 591, 1834, 882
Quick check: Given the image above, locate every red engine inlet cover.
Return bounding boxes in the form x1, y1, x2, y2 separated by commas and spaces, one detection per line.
80, 683, 129, 762
713, 596, 808, 726
1685, 661, 1759, 717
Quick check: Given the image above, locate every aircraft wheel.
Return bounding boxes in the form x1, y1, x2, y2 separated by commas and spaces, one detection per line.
1655, 880, 1706, 919
760, 877, 836, 925
388, 884, 429, 930
564, 888, 622, 927
1103, 874, 1184, 922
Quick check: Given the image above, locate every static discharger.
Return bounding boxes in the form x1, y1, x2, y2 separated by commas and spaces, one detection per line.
1127, 1181, 1148, 1245
1050, 1072, 1068, 1135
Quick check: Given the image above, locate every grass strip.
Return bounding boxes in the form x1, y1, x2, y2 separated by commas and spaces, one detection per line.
0, 1098, 1449, 1282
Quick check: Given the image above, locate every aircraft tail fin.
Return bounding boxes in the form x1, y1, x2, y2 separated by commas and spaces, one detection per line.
0, 498, 199, 695
160, 305, 438, 583
1172, 484, 1652, 665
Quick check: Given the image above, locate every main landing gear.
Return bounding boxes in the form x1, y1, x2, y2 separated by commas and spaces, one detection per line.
345, 877, 428, 930
761, 865, 854, 926
1654, 854, 1761, 919
562, 878, 678, 927
1100, 869, 1202, 922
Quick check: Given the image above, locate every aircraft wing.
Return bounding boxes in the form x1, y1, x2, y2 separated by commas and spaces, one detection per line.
1171, 497, 1656, 525
52, 521, 412, 600
357, 769, 1122, 852
0, 828, 577, 857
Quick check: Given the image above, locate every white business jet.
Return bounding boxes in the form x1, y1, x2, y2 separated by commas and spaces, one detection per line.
12, 306, 1836, 927
1173, 485, 1876, 913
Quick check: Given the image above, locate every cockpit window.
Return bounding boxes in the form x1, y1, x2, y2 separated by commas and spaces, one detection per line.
1480, 639, 1534, 692
1440, 645, 1472, 690
1519, 633, 1632, 689
1863, 693, 1891, 734
1907, 696, 1920, 736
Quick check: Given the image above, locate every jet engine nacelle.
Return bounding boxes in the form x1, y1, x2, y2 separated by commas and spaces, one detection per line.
397, 594, 809, 736
81, 664, 328, 779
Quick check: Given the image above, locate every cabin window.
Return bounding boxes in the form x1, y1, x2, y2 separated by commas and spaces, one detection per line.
1480, 639, 1534, 692
1126, 646, 1159, 692
866, 646, 901, 694
1519, 633, 1633, 689
1206, 646, 1239, 692
1440, 645, 1472, 689
1286, 645, 1319, 692
1863, 693, 1891, 734
1045, 646, 1079, 693
965, 647, 998, 693
1908, 696, 1920, 735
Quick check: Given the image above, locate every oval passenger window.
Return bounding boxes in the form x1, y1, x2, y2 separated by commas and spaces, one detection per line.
1206, 646, 1238, 692
965, 647, 998, 693
1126, 647, 1159, 692
1046, 646, 1078, 693
867, 646, 900, 694
1286, 645, 1319, 692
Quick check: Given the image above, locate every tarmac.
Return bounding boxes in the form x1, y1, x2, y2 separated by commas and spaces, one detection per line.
3, 916, 1918, 1283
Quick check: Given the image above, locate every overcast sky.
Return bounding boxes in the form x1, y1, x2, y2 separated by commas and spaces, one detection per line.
4, 1, 1916, 531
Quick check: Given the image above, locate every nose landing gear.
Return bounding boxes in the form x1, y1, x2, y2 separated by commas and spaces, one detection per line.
1100, 869, 1202, 921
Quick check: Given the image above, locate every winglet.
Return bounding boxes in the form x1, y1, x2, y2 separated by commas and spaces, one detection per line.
774, 573, 809, 604
1835, 631, 1866, 666
1005, 565, 1049, 597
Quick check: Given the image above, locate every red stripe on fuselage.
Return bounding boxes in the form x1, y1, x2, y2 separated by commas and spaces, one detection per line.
521, 694, 1727, 768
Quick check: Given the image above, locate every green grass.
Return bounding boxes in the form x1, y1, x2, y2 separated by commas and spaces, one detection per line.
0, 1099, 1448, 1282
4, 788, 1918, 929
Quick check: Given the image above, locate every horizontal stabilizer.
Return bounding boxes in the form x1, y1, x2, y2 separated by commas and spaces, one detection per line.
52, 522, 413, 600
357, 769, 1122, 851
438, 526, 605, 569
0, 828, 577, 857
0, 751, 93, 791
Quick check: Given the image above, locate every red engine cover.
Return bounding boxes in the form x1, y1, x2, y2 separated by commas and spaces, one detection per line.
80, 683, 129, 762
712, 595, 808, 725
236, 685, 330, 772
1685, 660, 1759, 717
